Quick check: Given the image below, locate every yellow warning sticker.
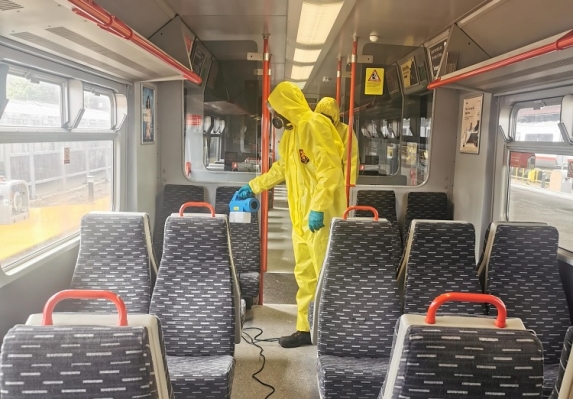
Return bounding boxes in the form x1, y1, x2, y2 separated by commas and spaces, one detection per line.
364, 68, 384, 95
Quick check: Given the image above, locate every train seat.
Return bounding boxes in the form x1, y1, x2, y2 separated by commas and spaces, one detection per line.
478, 222, 569, 397
153, 184, 206, 261
60, 211, 157, 314
2, 290, 173, 399
356, 190, 403, 272
149, 210, 239, 399
379, 293, 544, 399
403, 192, 450, 246
215, 186, 260, 306
314, 213, 401, 398
398, 220, 482, 314
549, 326, 573, 398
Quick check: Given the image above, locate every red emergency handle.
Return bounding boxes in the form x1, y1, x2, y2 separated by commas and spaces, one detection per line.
178, 202, 215, 217
343, 206, 379, 220
425, 292, 507, 328
42, 290, 128, 326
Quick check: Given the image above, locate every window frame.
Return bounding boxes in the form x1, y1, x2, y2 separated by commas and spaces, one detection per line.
0, 60, 122, 273
505, 95, 573, 251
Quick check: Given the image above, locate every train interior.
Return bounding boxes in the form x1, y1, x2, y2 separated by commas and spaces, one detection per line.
2, 0, 573, 398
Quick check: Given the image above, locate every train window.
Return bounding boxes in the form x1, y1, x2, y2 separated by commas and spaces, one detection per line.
513, 98, 562, 142
0, 141, 113, 270
507, 96, 573, 251
77, 89, 113, 130
0, 74, 62, 128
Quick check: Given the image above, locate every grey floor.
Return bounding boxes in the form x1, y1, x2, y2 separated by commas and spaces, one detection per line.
232, 187, 320, 399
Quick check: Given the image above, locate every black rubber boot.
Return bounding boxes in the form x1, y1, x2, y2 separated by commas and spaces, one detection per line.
279, 331, 312, 348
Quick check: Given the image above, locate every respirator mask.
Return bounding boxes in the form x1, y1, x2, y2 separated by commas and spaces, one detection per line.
268, 102, 293, 130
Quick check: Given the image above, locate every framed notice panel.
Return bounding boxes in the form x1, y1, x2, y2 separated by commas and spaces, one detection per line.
400, 57, 419, 89
364, 67, 384, 95
460, 94, 483, 154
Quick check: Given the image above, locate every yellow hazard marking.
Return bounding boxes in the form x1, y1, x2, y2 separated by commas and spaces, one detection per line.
364, 67, 384, 95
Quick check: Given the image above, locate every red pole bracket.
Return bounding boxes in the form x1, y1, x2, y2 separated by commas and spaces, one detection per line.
425, 292, 507, 328
42, 289, 128, 326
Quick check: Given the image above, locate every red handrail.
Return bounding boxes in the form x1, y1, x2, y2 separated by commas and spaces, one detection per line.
343, 206, 379, 220
425, 292, 507, 328
68, 0, 202, 84
336, 57, 342, 107
259, 34, 271, 305
178, 202, 215, 217
346, 37, 358, 208
42, 290, 128, 326
428, 29, 573, 90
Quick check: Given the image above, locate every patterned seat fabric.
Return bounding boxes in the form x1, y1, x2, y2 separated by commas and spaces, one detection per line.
549, 326, 573, 399
215, 186, 260, 300
60, 212, 156, 314
318, 356, 390, 399
401, 221, 482, 314
153, 184, 205, 261
356, 190, 403, 272
403, 192, 450, 246
317, 218, 401, 398
1, 325, 160, 399
483, 223, 570, 396
380, 325, 544, 398
149, 215, 236, 399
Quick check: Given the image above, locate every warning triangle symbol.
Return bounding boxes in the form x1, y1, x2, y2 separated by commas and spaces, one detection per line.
368, 70, 381, 82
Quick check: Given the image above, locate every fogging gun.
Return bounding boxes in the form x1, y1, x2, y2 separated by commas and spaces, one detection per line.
229, 192, 260, 223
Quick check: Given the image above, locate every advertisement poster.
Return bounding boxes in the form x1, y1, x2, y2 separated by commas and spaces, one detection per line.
460, 94, 483, 154
428, 41, 446, 78
142, 85, 155, 144
406, 142, 418, 166
400, 57, 419, 88
364, 67, 384, 95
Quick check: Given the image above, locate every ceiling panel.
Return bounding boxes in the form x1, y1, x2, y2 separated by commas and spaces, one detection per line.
167, 0, 286, 16
94, 0, 173, 38
306, 0, 487, 96
461, 0, 573, 57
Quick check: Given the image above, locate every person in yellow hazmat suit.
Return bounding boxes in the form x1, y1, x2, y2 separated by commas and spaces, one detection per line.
234, 81, 346, 348
314, 97, 359, 185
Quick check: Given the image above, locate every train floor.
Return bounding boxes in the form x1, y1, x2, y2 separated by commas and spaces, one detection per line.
232, 188, 320, 398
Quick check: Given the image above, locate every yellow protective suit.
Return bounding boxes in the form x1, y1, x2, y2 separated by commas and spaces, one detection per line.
248, 82, 346, 331
315, 97, 359, 185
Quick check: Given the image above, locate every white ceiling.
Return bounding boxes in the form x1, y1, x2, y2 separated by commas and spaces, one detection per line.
2, 0, 573, 101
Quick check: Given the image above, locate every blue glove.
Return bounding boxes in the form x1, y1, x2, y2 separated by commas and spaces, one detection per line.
308, 210, 325, 233
236, 184, 254, 200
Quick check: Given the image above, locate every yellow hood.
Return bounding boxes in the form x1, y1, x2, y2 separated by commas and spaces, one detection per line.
268, 81, 311, 125
315, 97, 340, 127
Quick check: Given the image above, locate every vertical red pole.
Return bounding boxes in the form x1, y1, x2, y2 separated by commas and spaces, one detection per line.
346, 37, 358, 207
259, 34, 270, 306
336, 57, 342, 107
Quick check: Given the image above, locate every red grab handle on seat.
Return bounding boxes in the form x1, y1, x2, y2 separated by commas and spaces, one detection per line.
178, 202, 215, 217
42, 290, 128, 326
425, 292, 507, 328
343, 206, 379, 220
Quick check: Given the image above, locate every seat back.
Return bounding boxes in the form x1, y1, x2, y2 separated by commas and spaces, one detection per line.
399, 220, 482, 314
149, 213, 237, 357
62, 212, 156, 313
403, 192, 450, 245
317, 217, 401, 358
380, 305, 544, 399
482, 222, 569, 365
1, 324, 160, 399
356, 190, 403, 272
215, 186, 260, 297
3, 290, 172, 399
153, 184, 205, 261
550, 326, 573, 399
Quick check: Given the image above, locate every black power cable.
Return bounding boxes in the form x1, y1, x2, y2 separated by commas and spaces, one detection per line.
241, 327, 280, 399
